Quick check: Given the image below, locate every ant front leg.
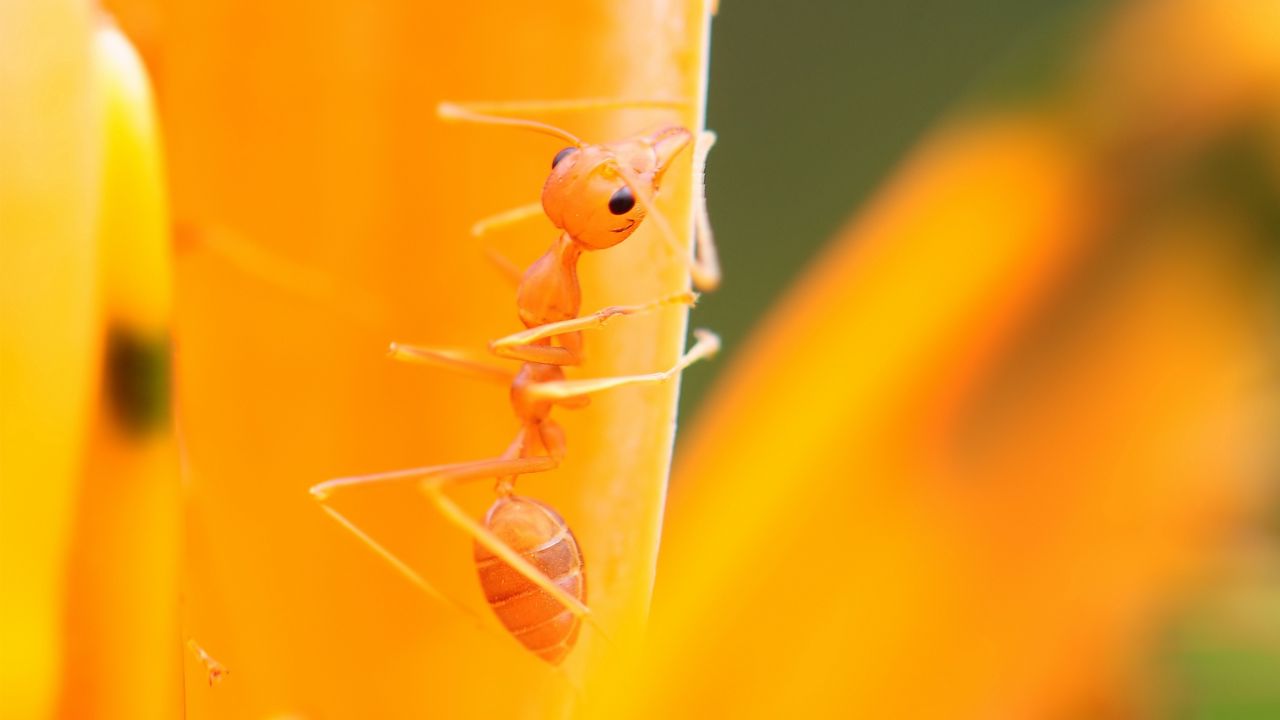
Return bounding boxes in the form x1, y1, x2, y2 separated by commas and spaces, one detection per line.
468, 203, 542, 287
526, 329, 720, 402
481, 246, 525, 287
438, 97, 691, 125
435, 98, 694, 150
470, 201, 546, 238
612, 156, 722, 293
488, 291, 698, 365
691, 130, 722, 291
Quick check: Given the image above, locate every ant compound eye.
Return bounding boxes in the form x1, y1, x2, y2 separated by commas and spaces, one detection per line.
608, 186, 635, 215
551, 147, 577, 169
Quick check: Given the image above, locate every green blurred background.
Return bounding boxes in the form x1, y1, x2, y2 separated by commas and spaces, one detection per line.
686, 0, 1092, 413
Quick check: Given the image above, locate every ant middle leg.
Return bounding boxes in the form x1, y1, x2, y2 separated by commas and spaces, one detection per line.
488, 291, 698, 365
526, 329, 720, 402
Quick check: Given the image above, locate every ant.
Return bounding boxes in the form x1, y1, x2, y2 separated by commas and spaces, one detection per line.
308, 97, 721, 664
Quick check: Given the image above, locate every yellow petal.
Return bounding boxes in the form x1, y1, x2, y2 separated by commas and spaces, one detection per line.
618, 114, 1103, 718
57, 20, 181, 719
0, 2, 100, 716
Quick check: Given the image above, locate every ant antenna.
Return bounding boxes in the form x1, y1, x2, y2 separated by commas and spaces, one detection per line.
438, 102, 582, 146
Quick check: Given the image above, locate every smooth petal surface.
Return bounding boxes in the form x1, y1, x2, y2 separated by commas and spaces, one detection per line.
98, 1, 712, 716
0, 2, 100, 716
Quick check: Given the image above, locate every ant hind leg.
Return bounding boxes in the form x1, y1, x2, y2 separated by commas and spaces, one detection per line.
309, 456, 591, 623
308, 455, 579, 622
691, 130, 722, 291
419, 478, 592, 621
313, 501, 490, 630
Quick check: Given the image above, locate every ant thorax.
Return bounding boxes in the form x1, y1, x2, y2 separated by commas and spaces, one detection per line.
517, 234, 583, 329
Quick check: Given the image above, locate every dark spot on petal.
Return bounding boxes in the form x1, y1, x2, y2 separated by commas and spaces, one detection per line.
105, 325, 171, 435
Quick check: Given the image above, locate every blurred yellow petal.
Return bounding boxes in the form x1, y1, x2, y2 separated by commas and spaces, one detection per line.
91, 22, 173, 334
98, 1, 714, 716
58, 20, 181, 719
0, 2, 100, 716
616, 0, 1280, 717
619, 113, 1103, 718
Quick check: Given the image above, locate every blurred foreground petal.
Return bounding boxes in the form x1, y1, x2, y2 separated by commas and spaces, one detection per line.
625, 0, 1280, 717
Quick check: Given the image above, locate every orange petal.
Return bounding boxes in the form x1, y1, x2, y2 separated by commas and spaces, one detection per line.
104, 1, 713, 716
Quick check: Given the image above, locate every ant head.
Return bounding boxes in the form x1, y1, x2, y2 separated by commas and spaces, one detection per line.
541, 126, 692, 250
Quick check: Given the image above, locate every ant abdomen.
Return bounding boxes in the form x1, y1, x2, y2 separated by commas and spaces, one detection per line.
474, 496, 586, 664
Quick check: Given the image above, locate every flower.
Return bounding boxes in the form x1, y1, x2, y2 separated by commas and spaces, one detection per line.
108, 0, 714, 716
9, 0, 1280, 716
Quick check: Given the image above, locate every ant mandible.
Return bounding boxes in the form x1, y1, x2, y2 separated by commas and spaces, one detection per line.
309, 96, 721, 664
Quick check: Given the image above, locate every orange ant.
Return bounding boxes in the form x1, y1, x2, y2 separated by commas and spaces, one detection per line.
308, 97, 721, 664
